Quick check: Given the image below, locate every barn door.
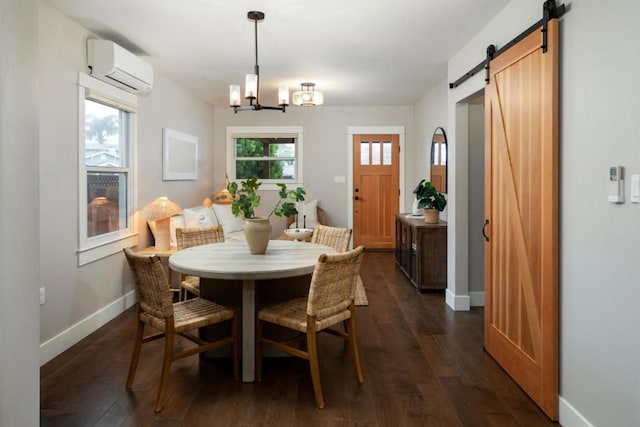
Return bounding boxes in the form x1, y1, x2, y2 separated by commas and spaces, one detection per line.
484, 20, 559, 419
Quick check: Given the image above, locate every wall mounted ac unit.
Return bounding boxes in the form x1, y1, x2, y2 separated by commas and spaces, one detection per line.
87, 39, 153, 94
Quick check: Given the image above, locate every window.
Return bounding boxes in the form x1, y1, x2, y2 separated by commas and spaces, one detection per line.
226, 126, 303, 187
78, 74, 138, 265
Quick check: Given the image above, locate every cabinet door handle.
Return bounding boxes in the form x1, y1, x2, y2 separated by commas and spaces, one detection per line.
482, 219, 490, 242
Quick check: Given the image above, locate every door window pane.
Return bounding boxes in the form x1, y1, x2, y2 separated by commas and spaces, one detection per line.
371, 142, 381, 165
360, 142, 370, 165
383, 141, 392, 165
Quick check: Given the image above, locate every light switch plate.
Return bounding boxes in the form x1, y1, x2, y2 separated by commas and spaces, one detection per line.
631, 174, 640, 203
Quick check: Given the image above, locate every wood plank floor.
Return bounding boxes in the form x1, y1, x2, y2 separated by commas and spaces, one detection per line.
40, 252, 561, 426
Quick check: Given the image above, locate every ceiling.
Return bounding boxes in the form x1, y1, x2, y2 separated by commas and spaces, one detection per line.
43, 0, 510, 108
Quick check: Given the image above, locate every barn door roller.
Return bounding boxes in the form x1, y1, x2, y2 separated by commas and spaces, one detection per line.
449, 0, 566, 89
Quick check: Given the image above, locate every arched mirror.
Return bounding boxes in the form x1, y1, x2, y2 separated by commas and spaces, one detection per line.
430, 127, 447, 193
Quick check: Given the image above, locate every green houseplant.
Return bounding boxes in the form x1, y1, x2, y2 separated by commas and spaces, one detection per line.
225, 177, 306, 219
413, 179, 446, 224
222, 177, 306, 253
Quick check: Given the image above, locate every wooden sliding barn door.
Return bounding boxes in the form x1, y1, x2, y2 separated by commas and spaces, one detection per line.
484, 20, 559, 419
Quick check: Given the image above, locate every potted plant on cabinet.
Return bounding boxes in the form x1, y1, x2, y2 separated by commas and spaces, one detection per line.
223, 177, 305, 254
413, 179, 446, 224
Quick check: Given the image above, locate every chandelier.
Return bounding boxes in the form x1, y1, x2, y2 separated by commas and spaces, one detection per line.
292, 82, 324, 107
229, 11, 289, 113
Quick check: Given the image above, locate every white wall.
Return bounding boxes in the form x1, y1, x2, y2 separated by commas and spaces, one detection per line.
214, 106, 414, 237
447, 0, 640, 425
467, 103, 484, 297
38, 2, 216, 361
0, 0, 40, 424
413, 80, 449, 218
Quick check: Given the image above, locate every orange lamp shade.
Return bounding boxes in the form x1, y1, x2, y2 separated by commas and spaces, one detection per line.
214, 188, 233, 205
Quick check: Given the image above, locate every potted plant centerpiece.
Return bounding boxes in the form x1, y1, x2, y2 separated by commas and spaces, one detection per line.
413, 179, 446, 224
223, 177, 305, 254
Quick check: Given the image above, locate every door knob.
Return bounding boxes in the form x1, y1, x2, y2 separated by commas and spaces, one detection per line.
354, 196, 360, 201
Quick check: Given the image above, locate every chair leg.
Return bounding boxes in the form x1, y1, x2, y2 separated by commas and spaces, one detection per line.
347, 309, 364, 383
232, 312, 240, 382
255, 318, 263, 382
126, 319, 145, 390
154, 326, 175, 413
306, 320, 324, 409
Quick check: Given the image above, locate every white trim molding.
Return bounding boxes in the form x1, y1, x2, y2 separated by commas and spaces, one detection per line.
40, 290, 136, 366
469, 291, 485, 307
559, 397, 596, 427
346, 126, 406, 232
445, 289, 470, 311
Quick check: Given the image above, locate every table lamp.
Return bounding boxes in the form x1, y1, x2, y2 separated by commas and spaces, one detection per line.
140, 197, 182, 250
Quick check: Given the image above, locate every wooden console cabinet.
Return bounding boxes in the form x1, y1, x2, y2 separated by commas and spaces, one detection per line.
395, 214, 447, 291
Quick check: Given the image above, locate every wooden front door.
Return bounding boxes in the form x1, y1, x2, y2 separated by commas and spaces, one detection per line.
484, 20, 559, 419
353, 134, 399, 249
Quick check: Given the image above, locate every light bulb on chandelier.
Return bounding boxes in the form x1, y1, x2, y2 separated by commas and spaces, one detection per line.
229, 11, 289, 113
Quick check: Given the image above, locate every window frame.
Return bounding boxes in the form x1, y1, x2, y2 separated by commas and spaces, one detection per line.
226, 126, 303, 190
77, 73, 138, 266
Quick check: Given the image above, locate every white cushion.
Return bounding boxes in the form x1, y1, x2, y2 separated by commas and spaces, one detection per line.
183, 206, 217, 228
224, 230, 246, 241
212, 203, 245, 234
169, 215, 186, 247
288, 199, 318, 229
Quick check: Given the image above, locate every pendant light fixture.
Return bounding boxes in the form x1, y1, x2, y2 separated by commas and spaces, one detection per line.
229, 11, 289, 113
292, 82, 324, 107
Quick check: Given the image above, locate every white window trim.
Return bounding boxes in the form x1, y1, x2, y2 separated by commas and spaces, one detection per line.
226, 126, 303, 190
77, 73, 139, 266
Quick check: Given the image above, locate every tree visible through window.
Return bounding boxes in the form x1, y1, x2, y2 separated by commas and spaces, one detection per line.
235, 137, 295, 180
84, 99, 130, 237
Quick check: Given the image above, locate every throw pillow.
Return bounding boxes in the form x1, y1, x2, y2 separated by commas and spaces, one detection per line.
288, 199, 318, 229
212, 203, 245, 234
183, 205, 217, 228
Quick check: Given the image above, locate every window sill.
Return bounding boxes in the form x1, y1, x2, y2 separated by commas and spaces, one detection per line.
77, 232, 139, 266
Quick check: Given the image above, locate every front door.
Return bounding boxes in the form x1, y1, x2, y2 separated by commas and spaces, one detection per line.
352, 134, 399, 249
484, 20, 559, 419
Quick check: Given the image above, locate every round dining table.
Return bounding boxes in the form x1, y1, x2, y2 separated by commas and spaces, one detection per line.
169, 239, 335, 382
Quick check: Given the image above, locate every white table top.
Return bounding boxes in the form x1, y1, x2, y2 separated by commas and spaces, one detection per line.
168, 239, 335, 281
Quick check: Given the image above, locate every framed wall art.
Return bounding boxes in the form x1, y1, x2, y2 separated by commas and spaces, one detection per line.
162, 128, 198, 180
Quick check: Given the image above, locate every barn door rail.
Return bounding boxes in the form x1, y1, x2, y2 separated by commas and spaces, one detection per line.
449, 0, 566, 89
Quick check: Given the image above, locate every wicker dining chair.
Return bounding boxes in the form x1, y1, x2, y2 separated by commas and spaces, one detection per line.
175, 225, 225, 300
256, 245, 365, 409
311, 224, 367, 306
123, 247, 238, 412
310, 224, 351, 252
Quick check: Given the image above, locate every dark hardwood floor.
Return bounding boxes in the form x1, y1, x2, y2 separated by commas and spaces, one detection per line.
41, 252, 560, 426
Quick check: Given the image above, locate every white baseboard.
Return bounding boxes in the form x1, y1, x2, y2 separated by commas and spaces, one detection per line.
469, 291, 485, 307
40, 290, 136, 366
445, 289, 470, 311
559, 396, 595, 427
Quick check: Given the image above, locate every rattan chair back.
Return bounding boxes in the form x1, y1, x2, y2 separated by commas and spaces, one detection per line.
307, 245, 364, 318
124, 247, 174, 319
310, 224, 352, 253
175, 225, 224, 250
